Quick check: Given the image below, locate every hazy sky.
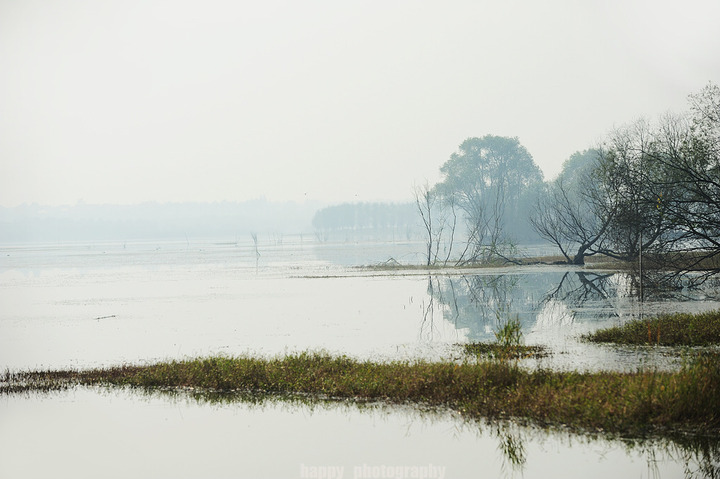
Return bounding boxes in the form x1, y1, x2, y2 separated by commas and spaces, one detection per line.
1, 0, 719, 207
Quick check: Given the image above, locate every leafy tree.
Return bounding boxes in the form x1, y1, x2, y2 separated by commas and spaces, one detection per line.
435, 135, 544, 264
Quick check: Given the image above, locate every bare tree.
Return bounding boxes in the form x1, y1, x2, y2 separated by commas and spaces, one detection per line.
414, 182, 447, 266
638, 88, 720, 281
594, 120, 674, 262
440, 193, 459, 266
532, 83, 720, 282
530, 150, 619, 265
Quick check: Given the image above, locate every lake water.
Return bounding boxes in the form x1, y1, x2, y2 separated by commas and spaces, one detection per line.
2, 387, 713, 479
1, 237, 719, 478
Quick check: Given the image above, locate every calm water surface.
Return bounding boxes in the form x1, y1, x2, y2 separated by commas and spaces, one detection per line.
1, 387, 712, 479
1, 238, 718, 478
2, 238, 717, 371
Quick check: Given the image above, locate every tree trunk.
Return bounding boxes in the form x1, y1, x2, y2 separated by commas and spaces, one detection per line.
571, 244, 589, 265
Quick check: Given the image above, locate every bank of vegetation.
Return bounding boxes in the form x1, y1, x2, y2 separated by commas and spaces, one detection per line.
3, 351, 718, 439
584, 310, 720, 347
5, 308, 720, 439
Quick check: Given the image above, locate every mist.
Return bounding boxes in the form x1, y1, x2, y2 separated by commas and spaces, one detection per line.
0, 200, 322, 243
2, 1, 719, 208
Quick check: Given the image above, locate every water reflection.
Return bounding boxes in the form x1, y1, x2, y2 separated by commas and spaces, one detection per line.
412, 269, 720, 372
125, 386, 720, 478
496, 426, 526, 477
483, 418, 720, 479
422, 269, 720, 344
6, 386, 714, 479
2, 242, 720, 477
544, 271, 618, 314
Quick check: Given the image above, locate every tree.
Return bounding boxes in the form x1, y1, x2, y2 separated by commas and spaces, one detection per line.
640, 84, 720, 280
435, 135, 544, 264
596, 120, 676, 262
312, 202, 418, 242
532, 82, 720, 280
530, 149, 616, 265
414, 182, 440, 266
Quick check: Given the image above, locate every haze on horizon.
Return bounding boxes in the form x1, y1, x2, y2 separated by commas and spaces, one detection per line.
1, 0, 719, 208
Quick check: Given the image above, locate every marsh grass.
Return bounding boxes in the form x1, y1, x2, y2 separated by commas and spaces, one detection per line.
4, 351, 719, 438
461, 343, 548, 360
494, 312, 523, 348
584, 310, 720, 346
462, 312, 548, 360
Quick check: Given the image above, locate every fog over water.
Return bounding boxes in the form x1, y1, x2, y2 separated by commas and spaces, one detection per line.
0, 200, 322, 242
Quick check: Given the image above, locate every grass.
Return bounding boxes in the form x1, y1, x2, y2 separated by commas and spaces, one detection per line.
461, 342, 548, 360
461, 312, 548, 359
583, 310, 720, 347
3, 351, 719, 438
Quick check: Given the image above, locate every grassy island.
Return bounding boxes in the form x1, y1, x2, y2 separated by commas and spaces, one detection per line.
4, 350, 719, 438
584, 310, 720, 347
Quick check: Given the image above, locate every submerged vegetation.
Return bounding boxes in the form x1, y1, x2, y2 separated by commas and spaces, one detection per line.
4, 351, 720, 439
584, 310, 720, 347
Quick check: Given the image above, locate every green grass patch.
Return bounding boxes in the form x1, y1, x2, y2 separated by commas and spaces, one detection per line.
3, 351, 719, 438
584, 310, 720, 346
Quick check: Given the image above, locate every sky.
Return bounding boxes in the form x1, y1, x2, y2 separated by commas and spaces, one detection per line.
1, 0, 719, 208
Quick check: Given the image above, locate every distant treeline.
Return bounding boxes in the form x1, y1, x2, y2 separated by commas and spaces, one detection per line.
0, 200, 319, 243
311, 202, 421, 241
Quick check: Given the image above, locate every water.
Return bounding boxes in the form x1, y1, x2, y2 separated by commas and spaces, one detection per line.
2, 238, 717, 371
1, 387, 714, 479
1, 238, 719, 478
0, 239, 459, 369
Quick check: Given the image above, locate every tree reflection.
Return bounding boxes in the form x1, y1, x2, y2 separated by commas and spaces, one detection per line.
419, 275, 441, 341
544, 271, 614, 304
422, 269, 719, 342
426, 274, 524, 342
